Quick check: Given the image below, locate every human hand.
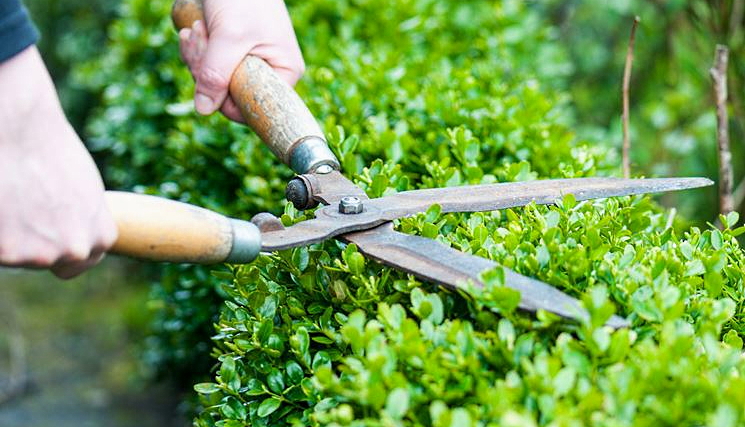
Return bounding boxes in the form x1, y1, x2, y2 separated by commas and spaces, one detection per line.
178, 0, 305, 122
0, 46, 118, 279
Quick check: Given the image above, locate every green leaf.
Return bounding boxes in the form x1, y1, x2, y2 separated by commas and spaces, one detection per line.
267, 369, 285, 394
724, 211, 740, 228
292, 247, 310, 272
536, 245, 550, 267
425, 204, 442, 223
219, 357, 240, 392
722, 330, 743, 350
220, 396, 247, 420
544, 210, 560, 228
704, 272, 724, 297
385, 388, 410, 419
498, 319, 516, 348
684, 259, 706, 277
293, 327, 310, 355
708, 403, 738, 427
348, 252, 366, 275
258, 295, 278, 319
312, 351, 332, 372
450, 408, 473, 427
710, 229, 723, 250
286, 361, 304, 384
194, 382, 220, 394
679, 241, 694, 260
257, 318, 274, 344
211, 270, 234, 280
618, 245, 635, 269
631, 287, 663, 322
553, 367, 576, 396
257, 397, 282, 418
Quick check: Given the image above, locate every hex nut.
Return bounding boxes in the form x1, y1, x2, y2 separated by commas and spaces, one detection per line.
338, 196, 363, 214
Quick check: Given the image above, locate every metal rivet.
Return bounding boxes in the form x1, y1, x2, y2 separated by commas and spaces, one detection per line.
339, 196, 363, 214
315, 164, 334, 174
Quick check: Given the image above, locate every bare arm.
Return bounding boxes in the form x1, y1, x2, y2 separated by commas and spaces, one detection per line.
0, 46, 117, 278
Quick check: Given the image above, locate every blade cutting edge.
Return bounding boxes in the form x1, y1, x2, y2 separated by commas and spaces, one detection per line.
261, 177, 712, 251
343, 223, 629, 329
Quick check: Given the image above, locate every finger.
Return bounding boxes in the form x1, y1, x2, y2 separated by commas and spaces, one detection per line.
220, 98, 245, 123
194, 27, 256, 116
51, 251, 105, 280
180, 23, 208, 75
190, 20, 208, 60
178, 28, 191, 62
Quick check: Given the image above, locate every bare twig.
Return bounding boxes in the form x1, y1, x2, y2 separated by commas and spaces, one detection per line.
709, 45, 734, 216
622, 16, 640, 179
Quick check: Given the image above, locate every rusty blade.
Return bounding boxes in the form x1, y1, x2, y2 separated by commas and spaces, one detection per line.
343, 223, 629, 328
261, 176, 712, 251
368, 177, 714, 219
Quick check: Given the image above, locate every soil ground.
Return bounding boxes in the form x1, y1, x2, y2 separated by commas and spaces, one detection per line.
0, 257, 188, 427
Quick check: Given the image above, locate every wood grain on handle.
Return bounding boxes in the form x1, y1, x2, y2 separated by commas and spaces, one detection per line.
171, 0, 332, 172
105, 191, 260, 264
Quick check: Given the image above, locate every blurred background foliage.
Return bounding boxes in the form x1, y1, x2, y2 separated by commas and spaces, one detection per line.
536, 0, 744, 220
14, 0, 745, 422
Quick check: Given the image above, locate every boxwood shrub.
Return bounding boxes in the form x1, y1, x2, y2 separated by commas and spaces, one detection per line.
78, 0, 745, 425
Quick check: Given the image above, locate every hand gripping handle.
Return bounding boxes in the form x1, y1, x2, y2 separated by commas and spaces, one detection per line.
171, 0, 339, 174
106, 192, 261, 264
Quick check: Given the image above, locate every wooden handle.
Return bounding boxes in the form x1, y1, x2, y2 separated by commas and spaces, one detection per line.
171, 0, 339, 174
106, 191, 261, 264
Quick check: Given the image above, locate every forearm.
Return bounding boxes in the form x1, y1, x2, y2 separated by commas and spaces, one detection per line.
0, 45, 66, 146
0, 35, 117, 278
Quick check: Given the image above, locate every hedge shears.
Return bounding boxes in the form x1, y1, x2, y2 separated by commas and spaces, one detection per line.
105, 0, 712, 328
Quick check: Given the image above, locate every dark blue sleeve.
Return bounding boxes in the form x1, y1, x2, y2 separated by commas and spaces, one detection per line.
0, 0, 39, 62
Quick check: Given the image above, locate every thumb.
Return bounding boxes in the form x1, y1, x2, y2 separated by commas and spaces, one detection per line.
194, 30, 253, 115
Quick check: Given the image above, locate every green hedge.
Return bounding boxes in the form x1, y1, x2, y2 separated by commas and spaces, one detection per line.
78, 0, 745, 425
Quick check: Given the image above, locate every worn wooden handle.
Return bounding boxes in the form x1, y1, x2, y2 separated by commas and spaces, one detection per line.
171, 0, 338, 174
106, 191, 261, 264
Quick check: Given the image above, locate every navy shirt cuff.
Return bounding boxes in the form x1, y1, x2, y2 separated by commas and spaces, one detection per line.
0, 0, 39, 63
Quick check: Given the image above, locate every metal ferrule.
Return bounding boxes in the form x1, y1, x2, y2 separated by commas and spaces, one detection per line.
225, 219, 262, 263
288, 136, 340, 174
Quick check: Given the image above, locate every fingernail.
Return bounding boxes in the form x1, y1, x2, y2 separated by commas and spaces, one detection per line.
195, 93, 214, 114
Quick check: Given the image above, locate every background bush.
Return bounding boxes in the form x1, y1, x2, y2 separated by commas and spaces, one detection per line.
538, 1, 745, 220
69, 0, 745, 425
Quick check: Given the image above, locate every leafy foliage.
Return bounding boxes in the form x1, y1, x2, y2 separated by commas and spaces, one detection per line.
538, 1, 745, 221
77, 0, 745, 425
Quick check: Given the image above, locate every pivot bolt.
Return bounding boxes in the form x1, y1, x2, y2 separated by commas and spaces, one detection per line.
286, 177, 317, 211
339, 196, 363, 214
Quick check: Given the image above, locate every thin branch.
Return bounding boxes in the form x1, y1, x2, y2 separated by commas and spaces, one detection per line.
622, 16, 640, 179
709, 44, 734, 216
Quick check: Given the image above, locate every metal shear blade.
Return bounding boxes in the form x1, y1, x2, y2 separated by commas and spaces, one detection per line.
261, 174, 712, 251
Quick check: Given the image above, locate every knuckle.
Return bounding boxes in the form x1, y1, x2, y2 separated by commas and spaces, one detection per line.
32, 249, 59, 266
197, 66, 230, 91
60, 241, 93, 263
